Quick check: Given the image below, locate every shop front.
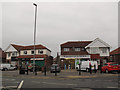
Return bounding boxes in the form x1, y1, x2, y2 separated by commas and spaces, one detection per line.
60, 55, 90, 69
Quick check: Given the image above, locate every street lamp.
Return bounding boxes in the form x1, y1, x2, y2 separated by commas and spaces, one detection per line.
33, 3, 37, 75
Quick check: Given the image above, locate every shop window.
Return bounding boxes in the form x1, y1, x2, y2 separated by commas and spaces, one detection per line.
64, 48, 69, 51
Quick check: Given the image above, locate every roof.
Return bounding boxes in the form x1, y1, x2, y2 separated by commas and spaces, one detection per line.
11, 44, 51, 52
110, 47, 120, 55
85, 38, 111, 48
61, 41, 92, 47
17, 54, 47, 58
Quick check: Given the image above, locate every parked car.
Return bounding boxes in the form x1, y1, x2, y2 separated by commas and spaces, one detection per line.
76, 60, 98, 72
0, 64, 16, 71
102, 62, 120, 73
50, 64, 61, 73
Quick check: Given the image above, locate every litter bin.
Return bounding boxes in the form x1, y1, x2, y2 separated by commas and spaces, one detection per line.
19, 66, 25, 74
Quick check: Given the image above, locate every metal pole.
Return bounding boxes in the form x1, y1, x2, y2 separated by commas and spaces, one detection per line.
33, 3, 37, 75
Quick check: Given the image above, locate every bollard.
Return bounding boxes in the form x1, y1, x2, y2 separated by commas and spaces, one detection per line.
55, 66, 57, 76
35, 66, 37, 75
79, 64, 81, 75
89, 64, 92, 74
27, 66, 28, 75
44, 66, 46, 76
100, 65, 102, 74
94, 65, 96, 73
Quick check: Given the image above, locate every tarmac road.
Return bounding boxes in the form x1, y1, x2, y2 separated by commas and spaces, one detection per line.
1, 69, 120, 90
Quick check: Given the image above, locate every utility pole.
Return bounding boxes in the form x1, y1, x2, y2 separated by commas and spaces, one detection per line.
33, 3, 37, 75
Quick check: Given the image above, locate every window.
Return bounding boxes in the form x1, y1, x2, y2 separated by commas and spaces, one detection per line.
81, 48, 85, 51
24, 51, 27, 54
101, 48, 107, 53
90, 47, 98, 54
8, 53, 11, 57
64, 48, 69, 51
103, 64, 108, 66
110, 64, 118, 66
12, 52, 16, 56
75, 48, 80, 51
38, 50, 43, 54
31, 50, 34, 54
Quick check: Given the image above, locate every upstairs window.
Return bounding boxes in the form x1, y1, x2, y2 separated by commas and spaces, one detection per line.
64, 48, 69, 51
31, 50, 34, 54
38, 50, 43, 54
81, 48, 85, 51
75, 48, 80, 51
8, 53, 11, 57
24, 51, 27, 54
101, 48, 107, 53
12, 52, 17, 56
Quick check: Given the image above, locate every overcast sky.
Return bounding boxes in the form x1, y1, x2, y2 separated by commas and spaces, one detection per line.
2, 2, 118, 57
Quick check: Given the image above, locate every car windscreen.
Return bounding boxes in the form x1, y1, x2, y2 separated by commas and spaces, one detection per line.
110, 64, 118, 66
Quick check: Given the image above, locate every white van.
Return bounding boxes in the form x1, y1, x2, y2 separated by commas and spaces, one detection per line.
76, 61, 98, 72
0, 63, 16, 71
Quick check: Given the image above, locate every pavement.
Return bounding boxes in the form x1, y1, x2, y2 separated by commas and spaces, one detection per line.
2, 69, 119, 79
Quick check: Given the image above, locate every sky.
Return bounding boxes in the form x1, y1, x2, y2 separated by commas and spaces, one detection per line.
1, 1, 118, 57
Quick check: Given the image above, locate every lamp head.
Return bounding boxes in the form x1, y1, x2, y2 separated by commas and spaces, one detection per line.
33, 3, 37, 6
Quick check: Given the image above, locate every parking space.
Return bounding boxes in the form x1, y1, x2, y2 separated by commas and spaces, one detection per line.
1, 69, 120, 89
2, 76, 22, 89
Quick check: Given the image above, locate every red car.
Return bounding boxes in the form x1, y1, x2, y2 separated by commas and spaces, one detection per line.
102, 62, 120, 73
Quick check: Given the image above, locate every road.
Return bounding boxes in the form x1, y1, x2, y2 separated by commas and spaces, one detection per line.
1, 70, 120, 90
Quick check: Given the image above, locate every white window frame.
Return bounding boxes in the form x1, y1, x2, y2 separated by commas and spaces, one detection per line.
101, 48, 107, 53
38, 50, 43, 54
31, 50, 34, 54
24, 50, 27, 55
64, 48, 70, 51
75, 48, 80, 51
8, 53, 11, 57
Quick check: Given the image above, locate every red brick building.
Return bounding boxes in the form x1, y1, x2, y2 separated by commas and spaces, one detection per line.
5, 44, 53, 69
0, 48, 6, 63
110, 47, 120, 64
60, 38, 111, 69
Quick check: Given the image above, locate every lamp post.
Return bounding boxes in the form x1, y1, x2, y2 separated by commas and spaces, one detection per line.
33, 3, 37, 75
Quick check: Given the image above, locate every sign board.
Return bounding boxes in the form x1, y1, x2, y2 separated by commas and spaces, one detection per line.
31, 58, 44, 60
60, 55, 90, 59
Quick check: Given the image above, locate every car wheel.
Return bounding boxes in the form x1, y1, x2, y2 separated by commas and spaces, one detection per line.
105, 69, 109, 73
5, 68, 8, 71
118, 71, 120, 74
86, 68, 89, 72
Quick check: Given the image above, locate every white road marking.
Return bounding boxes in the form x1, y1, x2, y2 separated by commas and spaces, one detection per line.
107, 86, 118, 88
17, 80, 24, 89
42, 82, 76, 86
6, 86, 17, 88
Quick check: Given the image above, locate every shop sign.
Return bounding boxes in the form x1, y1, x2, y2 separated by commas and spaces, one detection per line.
31, 58, 44, 60
60, 55, 90, 59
